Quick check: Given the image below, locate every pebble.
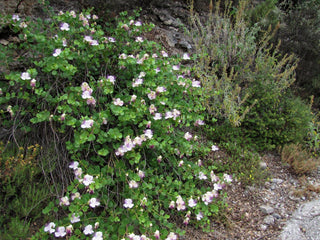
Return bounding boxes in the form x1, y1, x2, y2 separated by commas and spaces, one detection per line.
272, 178, 284, 184
260, 205, 275, 215
264, 215, 275, 225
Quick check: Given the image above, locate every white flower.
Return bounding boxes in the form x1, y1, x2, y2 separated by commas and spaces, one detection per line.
124, 198, 134, 208
188, 198, 197, 208
12, 14, 20, 21
55, 226, 66, 238
107, 75, 116, 84
129, 180, 139, 189
21, 72, 31, 80
153, 113, 162, 120
144, 129, 153, 139
135, 36, 143, 42
83, 174, 94, 186
198, 171, 208, 180
161, 51, 168, 57
84, 35, 93, 42
196, 212, 204, 221
182, 53, 190, 60
192, 80, 201, 87
53, 48, 62, 57
113, 98, 124, 106
88, 198, 100, 208
82, 90, 92, 99
59, 196, 70, 206
172, 65, 180, 71
44, 222, 55, 234
165, 232, 177, 240
212, 144, 219, 151
184, 132, 192, 141
156, 86, 166, 93
92, 231, 103, 240
70, 213, 80, 223
60, 22, 70, 31
81, 119, 94, 129
223, 173, 233, 183
176, 195, 186, 211
69, 161, 79, 169
83, 225, 94, 235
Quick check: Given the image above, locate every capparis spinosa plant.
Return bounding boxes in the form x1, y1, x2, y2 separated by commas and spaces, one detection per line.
0, 8, 233, 240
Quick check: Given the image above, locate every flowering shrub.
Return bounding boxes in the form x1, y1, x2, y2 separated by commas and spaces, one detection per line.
1, 8, 233, 240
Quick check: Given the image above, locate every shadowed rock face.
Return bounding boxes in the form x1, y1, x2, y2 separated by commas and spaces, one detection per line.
0, 0, 207, 55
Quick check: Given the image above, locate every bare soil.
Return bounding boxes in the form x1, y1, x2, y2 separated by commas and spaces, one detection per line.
182, 153, 320, 240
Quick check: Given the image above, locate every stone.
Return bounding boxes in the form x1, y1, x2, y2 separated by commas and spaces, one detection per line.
260, 205, 275, 215
263, 215, 275, 225
260, 161, 268, 170
272, 178, 284, 184
279, 199, 320, 240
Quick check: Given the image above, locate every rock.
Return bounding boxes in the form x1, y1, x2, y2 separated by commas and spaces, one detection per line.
264, 215, 275, 225
260, 205, 275, 215
260, 161, 268, 170
272, 178, 284, 184
260, 224, 268, 231
279, 199, 320, 240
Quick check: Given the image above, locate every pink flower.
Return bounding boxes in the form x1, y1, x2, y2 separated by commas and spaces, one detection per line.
154, 230, 160, 239
138, 170, 145, 178
30, 79, 36, 87
169, 201, 175, 209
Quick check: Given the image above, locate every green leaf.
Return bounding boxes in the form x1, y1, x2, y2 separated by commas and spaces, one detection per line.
30, 110, 50, 123
107, 128, 122, 140
98, 148, 109, 156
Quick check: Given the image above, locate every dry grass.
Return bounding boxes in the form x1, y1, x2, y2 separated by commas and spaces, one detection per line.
280, 143, 319, 175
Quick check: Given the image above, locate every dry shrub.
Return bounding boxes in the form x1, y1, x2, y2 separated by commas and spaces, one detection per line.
280, 143, 319, 175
